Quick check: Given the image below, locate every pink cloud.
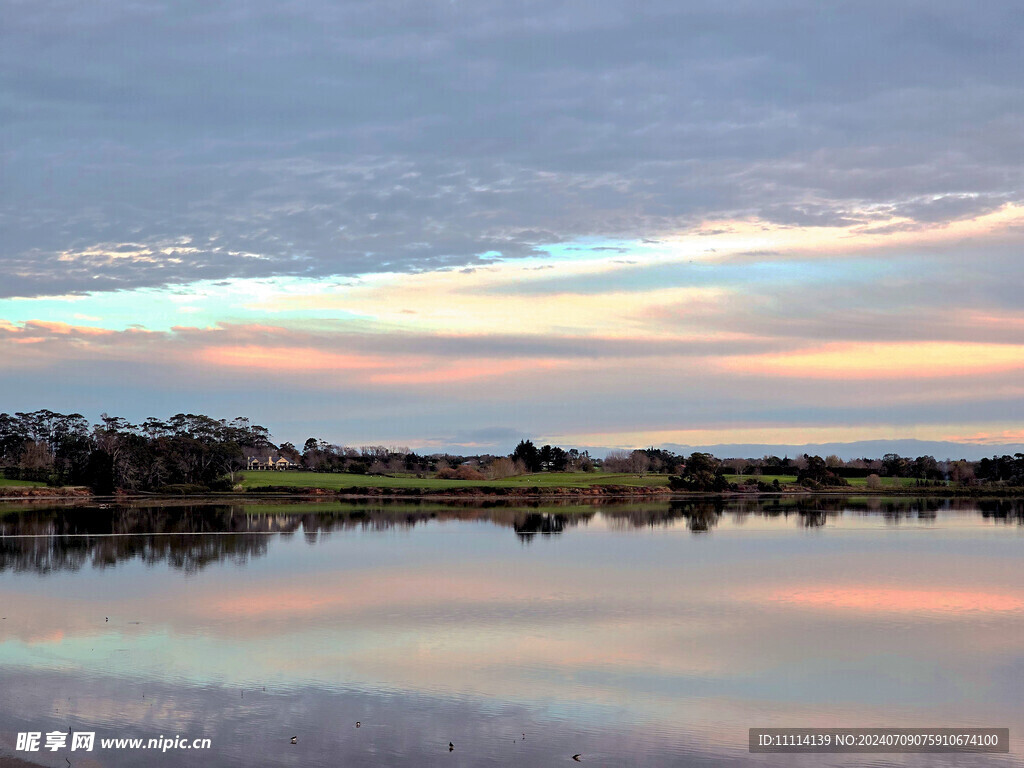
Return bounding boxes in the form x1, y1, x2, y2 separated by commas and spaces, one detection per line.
200, 345, 396, 372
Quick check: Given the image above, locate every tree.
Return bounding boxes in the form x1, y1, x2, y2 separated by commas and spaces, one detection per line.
278, 442, 302, 463
949, 459, 975, 485
18, 440, 54, 480
911, 455, 940, 481
797, 454, 848, 488
489, 457, 520, 479
628, 450, 651, 476
602, 450, 631, 472
881, 453, 909, 477
512, 440, 541, 473
536, 445, 568, 472
669, 452, 731, 492
977, 454, 1024, 484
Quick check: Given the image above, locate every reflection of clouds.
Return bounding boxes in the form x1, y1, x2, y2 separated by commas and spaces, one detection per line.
762, 587, 1024, 615
2, 505, 1024, 747
199, 570, 546, 619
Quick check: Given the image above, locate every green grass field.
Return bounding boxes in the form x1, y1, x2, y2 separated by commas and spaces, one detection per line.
724, 474, 798, 484
240, 470, 671, 491
845, 476, 926, 488
0, 477, 46, 488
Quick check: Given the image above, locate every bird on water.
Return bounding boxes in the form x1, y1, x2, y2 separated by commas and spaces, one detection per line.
449, 742, 454, 751
290, 737, 297, 745
355, 722, 361, 728
573, 754, 582, 761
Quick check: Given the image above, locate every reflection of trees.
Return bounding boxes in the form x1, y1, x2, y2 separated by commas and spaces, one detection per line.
0, 502, 599, 571
0, 532, 269, 575
673, 500, 724, 532
600, 500, 726, 531
601, 496, 1020, 532
978, 499, 1024, 524
0, 495, 1020, 573
514, 513, 569, 540
682, 503, 722, 532
0, 505, 272, 574
601, 502, 693, 530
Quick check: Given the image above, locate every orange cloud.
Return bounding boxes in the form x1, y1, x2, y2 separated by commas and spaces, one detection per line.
0, 320, 119, 340
0, 319, 149, 366
720, 341, 1024, 379
22, 320, 116, 336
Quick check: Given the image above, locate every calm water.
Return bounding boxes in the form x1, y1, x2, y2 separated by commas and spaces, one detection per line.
1, 497, 1023, 767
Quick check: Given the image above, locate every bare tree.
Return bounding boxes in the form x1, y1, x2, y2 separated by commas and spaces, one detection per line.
603, 450, 632, 472
949, 460, 975, 485
19, 440, 54, 472
628, 450, 651, 476
489, 457, 519, 479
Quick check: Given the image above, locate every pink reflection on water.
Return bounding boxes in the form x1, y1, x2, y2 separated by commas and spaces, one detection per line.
764, 587, 1024, 615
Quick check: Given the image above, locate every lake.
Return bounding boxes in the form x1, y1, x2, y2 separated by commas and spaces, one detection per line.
1, 496, 1022, 766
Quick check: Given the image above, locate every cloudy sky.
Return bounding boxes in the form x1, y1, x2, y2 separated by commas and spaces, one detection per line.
2, 0, 1024, 452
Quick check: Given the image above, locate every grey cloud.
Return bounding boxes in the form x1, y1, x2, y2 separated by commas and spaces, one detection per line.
3, 0, 1024, 296
653, 285, 1024, 345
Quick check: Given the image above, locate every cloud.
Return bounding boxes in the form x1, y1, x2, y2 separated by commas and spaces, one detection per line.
3, 1, 1024, 446
199, 342, 564, 385
3, 316, 1024, 449
3, 1, 1024, 296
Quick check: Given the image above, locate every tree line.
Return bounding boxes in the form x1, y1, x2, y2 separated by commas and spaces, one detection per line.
2, 410, 1023, 492
0, 410, 273, 492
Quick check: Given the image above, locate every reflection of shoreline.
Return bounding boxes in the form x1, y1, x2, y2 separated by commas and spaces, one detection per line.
0, 498, 1020, 574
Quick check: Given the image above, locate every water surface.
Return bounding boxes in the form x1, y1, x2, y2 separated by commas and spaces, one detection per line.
1, 497, 1022, 766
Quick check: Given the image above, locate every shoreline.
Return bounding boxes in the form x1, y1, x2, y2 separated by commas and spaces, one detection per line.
2, 484, 1024, 503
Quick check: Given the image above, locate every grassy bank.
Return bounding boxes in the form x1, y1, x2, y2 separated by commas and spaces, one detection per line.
0, 477, 46, 488
239, 470, 671, 491
724, 474, 798, 484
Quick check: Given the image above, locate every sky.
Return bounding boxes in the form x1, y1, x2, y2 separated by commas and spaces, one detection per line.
2, 0, 1024, 453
